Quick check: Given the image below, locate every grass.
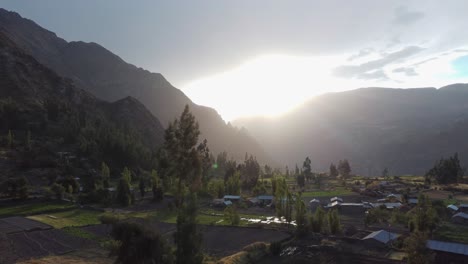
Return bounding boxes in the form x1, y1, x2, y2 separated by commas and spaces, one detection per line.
62, 226, 100, 240
434, 221, 468, 244
27, 209, 104, 228
301, 188, 353, 197
0, 201, 76, 218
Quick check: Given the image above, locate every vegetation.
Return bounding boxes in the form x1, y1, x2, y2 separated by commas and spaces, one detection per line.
0, 201, 75, 217
111, 221, 174, 264
27, 209, 103, 228
425, 153, 464, 184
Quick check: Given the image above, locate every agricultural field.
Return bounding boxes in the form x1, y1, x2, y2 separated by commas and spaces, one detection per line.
434, 222, 468, 244
27, 209, 105, 229
0, 201, 76, 218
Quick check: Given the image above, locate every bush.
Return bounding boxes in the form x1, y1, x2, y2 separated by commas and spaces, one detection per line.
270, 241, 282, 256
99, 214, 120, 225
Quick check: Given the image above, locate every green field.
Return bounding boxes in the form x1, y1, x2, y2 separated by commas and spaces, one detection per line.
301, 188, 353, 197
28, 209, 105, 228
434, 222, 468, 244
0, 201, 76, 218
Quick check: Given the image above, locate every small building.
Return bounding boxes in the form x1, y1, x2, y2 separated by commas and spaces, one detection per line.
257, 195, 274, 205
362, 230, 399, 247
247, 197, 260, 207
407, 198, 418, 205
223, 195, 241, 202
330, 197, 343, 203
447, 204, 459, 213
451, 212, 468, 225
427, 240, 468, 263
459, 204, 468, 213
386, 194, 402, 202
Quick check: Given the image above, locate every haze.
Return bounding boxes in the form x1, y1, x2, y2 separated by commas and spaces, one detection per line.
3, 0, 468, 120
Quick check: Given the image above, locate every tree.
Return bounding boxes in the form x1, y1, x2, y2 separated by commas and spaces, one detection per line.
51, 183, 65, 200
310, 206, 325, 233
151, 170, 163, 202
327, 209, 341, 235
303, 157, 312, 181
111, 221, 174, 264
382, 167, 389, 180
224, 205, 240, 225
197, 139, 212, 188
404, 232, 433, 264
121, 167, 132, 183
116, 176, 132, 206
294, 193, 308, 237
425, 153, 464, 184
139, 178, 146, 198
338, 159, 351, 178
225, 171, 241, 195
17, 177, 28, 200
7, 129, 13, 148
329, 163, 338, 178
241, 154, 260, 190
101, 162, 110, 189
164, 105, 202, 207
296, 173, 305, 188
174, 193, 203, 264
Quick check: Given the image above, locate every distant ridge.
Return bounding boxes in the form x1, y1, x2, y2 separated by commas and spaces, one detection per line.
234, 84, 468, 175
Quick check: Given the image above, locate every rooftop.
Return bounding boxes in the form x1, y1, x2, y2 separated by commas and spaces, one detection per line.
447, 204, 459, 211
223, 195, 241, 200
362, 230, 399, 244
427, 240, 468, 256
453, 212, 468, 219
257, 195, 274, 200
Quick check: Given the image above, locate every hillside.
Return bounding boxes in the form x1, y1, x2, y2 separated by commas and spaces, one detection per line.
0, 8, 272, 165
234, 85, 468, 175
0, 28, 164, 183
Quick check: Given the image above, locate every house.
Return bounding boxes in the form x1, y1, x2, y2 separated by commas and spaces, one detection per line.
447, 204, 459, 213
427, 240, 468, 263
330, 197, 343, 203
223, 195, 241, 202
386, 194, 402, 202
371, 202, 403, 209
451, 212, 468, 225
459, 204, 468, 213
309, 199, 321, 212
247, 197, 260, 207
257, 195, 274, 205
362, 230, 399, 247
407, 198, 418, 205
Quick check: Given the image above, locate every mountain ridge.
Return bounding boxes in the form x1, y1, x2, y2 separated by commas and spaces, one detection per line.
0, 8, 273, 165
233, 84, 468, 175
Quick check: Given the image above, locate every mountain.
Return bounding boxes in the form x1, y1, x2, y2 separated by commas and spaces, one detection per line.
0, 8, 272, 165
234, 85, 468, 176
0, 28, 164, 173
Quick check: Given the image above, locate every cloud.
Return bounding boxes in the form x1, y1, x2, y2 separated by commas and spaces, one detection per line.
394, 6, 424, 25
334, 46, 424, 80
348, 48, 374, 61
393, 67, 418, 76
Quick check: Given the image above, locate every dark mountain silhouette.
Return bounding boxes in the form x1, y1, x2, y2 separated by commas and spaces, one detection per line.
0, 8, 272, 164
0, 29, 164, 170
234, 84, 468, 175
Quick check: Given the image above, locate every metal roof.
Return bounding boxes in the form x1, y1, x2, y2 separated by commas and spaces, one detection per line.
362, 230, 399, 244
257, 195, 274, 200
427, 240, 468, 256
309, 199, 320, 203
453, 212, 468, 219
408, 198, 418, 204
330, 197, 343, 202
224, 200, 233, 206
223, 195, 241, 199
447, 204, 459, 211
459, 204, 468, 208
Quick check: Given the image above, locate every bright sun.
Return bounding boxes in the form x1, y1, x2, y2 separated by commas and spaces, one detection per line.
181, 52, 468, 122
182, 54, 345, 121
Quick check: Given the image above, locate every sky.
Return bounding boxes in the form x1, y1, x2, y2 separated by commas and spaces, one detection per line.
1, 1, 468, 121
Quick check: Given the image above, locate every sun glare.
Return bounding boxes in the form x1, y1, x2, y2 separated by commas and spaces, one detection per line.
182, 54, 346, 121
182, 50, 468, 122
